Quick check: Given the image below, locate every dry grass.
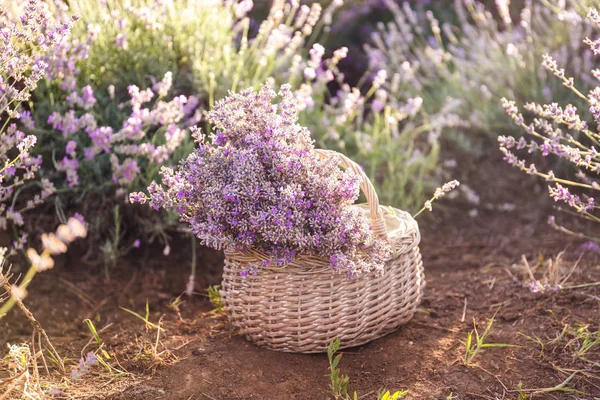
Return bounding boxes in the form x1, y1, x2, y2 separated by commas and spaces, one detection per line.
514, 252, 582, 292
0, 343, 44, 400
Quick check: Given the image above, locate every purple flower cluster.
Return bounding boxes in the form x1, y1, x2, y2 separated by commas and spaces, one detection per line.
71, 353, 98, 380
0, 124, 52, 235
39, 17, 97, 92
46, 72, 198, 194
132, 85, 390, 277
0, 0, 77, 115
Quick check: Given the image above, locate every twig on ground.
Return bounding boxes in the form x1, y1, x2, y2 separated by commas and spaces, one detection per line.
561, 282, 600, 290
412, 321, 460, 333
521, 254, 535, 282
59, 277, 96, 308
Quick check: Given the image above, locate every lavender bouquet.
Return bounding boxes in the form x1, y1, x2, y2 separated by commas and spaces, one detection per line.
132, 85, 390, 278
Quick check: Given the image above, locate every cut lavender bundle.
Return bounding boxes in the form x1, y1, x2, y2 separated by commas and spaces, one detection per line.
132, 84, 390, 278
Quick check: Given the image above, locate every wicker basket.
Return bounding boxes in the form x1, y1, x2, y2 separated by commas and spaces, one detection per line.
220, 149, 424, 353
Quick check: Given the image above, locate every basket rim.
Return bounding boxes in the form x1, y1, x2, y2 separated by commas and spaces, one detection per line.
223, 204, 420, 275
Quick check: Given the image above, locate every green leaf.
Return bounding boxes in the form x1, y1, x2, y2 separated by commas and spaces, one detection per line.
84, 319, 102, 345
332, 354, 342, 369
119, 306, 165, 331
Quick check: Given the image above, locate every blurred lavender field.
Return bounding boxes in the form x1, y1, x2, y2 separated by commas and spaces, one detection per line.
2, 1, 600, 399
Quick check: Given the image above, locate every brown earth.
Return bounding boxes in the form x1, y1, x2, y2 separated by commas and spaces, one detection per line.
2, 152, 600, 400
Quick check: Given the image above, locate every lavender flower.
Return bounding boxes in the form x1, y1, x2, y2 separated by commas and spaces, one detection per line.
581, 241, 600, 251
71, 353, 98, 380
27, 216, 87, 272
0, 216, 87, 320
414, 180, 461, 217
499, 7, 600, 237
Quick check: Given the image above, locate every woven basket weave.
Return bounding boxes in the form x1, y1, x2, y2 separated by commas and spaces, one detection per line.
220, 149, 424, 353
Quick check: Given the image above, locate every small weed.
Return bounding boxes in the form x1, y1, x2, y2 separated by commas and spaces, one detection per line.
377, 389, 409, 400
132, 316, 178, 369
517, 252, 581, 293
572, 325, 600, 362
206, 285, 224, 313
121, 301, 182, 368
84, 318, 103, 346
327, 339, 353, 400
168, 295, 185, 321
120, 301, 180, 369
512, 372, 587, 397
120, 300, 165, 331
463, 312, 518, 366
45, 347, 63, 369
548, 323, 600, 365
327, 339, 408, 400
100, 206, 124, 280
97, 206, 149, 280
514, 382, 530, 399
81, 319, 127, 379
168, 295, 185, 310
516, 311, 599, 396
517, 332, 545, 356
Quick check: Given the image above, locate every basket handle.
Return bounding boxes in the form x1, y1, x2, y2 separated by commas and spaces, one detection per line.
314, 149, 388, 241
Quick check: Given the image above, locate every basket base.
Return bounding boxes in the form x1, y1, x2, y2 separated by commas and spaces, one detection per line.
239, 314, 414, 354
221, 248, 424, 354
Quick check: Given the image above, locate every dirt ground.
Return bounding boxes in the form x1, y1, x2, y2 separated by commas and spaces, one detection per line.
2, 152, 600, 400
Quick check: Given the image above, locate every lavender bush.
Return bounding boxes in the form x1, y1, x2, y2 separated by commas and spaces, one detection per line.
132, 85, 390, 278
1, 0, 77, 254
498, 8, 600, 239
1, 0, 448, 262
298, 61, 464, 209
280, 38, 456, 209
367, 0, 596, 140
42, 0, 343, 107
1, 0, 342, 258
0, 0, 88, 319
37, 71, 199, 252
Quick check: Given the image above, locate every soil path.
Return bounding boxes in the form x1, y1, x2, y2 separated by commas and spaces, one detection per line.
2, 156, 599, 399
